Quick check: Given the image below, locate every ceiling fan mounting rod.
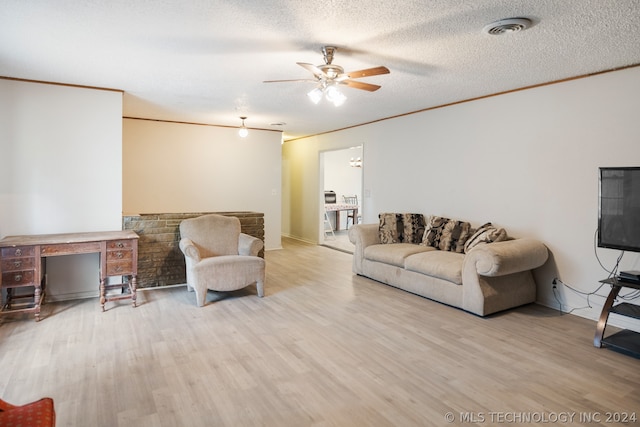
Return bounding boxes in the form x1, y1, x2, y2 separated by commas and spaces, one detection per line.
322, 46, 337, 65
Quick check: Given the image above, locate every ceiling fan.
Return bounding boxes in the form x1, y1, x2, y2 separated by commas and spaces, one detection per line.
263, 46, 390, 106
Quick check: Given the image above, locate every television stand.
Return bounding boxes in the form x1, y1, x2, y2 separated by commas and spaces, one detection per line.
594, 277, 640, 358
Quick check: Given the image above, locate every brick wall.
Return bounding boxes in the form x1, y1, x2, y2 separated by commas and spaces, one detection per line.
122, 212, 264, 288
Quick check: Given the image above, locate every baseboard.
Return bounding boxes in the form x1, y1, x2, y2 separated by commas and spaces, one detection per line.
537, 298, 640, 332
281, 233, 316, 245
46, 290, 99, 302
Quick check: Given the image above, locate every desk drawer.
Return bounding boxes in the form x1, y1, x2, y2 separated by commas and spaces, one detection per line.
2, 270, 35, 287
42, 241, 101, 256
107, 240, 134, 251
106, 260, 134, 276
1, 257, 36, 272
1, 246, 35, 258
107, 249, 133, 262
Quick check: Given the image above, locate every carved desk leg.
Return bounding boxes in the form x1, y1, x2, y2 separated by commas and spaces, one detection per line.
594, 284, 621, 347
33, 284, 42, 322
100, 277, 106, 312
5, 288, 12, 310
130, 275, 137, 308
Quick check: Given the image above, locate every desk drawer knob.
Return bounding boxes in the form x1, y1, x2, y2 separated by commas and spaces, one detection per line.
15, 249, 22, 256
117, 242, 124, 248
14, 274, 22, 282
13, 261, 22, 268
116, 252, 124, 259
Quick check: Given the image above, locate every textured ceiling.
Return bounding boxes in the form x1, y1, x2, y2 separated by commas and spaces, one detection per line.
2, 0, 640, 140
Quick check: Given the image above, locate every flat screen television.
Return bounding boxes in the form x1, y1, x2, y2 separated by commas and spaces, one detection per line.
598, 167, 640, 253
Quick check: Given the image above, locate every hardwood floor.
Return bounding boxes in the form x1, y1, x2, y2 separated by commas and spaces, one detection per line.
322, 230, 354, 254
1, 238, 639, 426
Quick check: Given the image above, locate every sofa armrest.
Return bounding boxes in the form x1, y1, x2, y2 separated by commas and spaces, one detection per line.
179, 237, 201, 262
238, 233, 264, 256
348, 223, 380, 247
464, 238, 548, 277
462, 238, 548, 315
348, 223, 380, 274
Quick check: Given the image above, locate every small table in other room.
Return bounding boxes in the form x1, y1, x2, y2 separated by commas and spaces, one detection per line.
324, 203, 359, 231
0, 230, 139, 321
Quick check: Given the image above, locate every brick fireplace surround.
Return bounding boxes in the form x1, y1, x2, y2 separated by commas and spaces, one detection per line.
122, 212, 264, 288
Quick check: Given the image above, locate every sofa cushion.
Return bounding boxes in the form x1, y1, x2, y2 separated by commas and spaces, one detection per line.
378, 213, 403, 244
402, 213, 426, 244
364, 243, 434, 268
421, 215, 449, 248
404, 250, 464, 285
422, 216, 472, 252
440, 219, 473, 253
464, 222, 507, 253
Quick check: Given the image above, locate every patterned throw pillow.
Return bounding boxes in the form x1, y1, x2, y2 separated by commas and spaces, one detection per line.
463, 222, 508, 253
379, 213, 403, 244
401, 213, 426, 244
439, 219, 473, 253
421, 216, 450, 248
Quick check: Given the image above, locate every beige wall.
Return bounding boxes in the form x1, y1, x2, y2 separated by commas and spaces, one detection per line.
122, 118, 283, 250
0, 79, 123, 299
282, 66, 640, 328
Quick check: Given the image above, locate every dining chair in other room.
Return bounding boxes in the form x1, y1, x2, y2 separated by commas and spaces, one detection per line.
342, 195, 360, 229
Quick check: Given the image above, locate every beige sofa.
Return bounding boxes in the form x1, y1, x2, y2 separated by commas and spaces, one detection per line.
348, 220, 548, 316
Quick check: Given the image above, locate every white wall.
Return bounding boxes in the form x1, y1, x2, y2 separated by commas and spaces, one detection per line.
0, 79, 123, 299
282, 66, 640, 328
122, 119, 282, 250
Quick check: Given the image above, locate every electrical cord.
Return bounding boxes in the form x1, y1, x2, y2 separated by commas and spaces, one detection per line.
553, 278, 607, 314
593, 228, 624, 278
553, 228, 639, 313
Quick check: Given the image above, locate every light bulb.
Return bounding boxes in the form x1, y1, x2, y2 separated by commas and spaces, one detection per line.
307, 87, 323, 104
325, 85, 346, 106
238, 116, 248, 138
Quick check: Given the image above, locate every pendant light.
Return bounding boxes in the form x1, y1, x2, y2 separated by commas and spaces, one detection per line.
238, 116, 248, 138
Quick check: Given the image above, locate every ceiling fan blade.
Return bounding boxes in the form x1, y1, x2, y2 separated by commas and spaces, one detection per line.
263, 78, 317, 83
343, 66, 390, 79
297, 62, 325, 78
341, 80, 382, 92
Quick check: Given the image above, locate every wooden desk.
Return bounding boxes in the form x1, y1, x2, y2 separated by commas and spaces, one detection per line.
0, 230, 139, 321
324, 203, 359, 230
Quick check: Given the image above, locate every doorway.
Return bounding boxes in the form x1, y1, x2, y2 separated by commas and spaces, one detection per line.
320, 146, 363, 253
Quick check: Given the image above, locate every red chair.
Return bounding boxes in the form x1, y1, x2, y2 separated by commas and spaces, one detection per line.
0, 397, 55, 426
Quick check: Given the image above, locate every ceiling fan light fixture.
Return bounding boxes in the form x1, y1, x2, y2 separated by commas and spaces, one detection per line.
307, 87, 323, 104
265, 45, 389, 107
325, 85, 346, 107
238, 116, 248, 138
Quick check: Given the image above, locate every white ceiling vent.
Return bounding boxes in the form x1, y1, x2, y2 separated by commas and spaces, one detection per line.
483, 18, 532, 35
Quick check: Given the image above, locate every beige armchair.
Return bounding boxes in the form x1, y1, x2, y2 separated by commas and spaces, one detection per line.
179, 214, 265, 307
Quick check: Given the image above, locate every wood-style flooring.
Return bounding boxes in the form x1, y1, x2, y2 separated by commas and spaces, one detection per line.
1, 238, 639, 426
322, 230, 354, 254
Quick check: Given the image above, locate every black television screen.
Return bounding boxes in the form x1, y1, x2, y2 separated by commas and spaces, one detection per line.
598, 167, 640, 252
